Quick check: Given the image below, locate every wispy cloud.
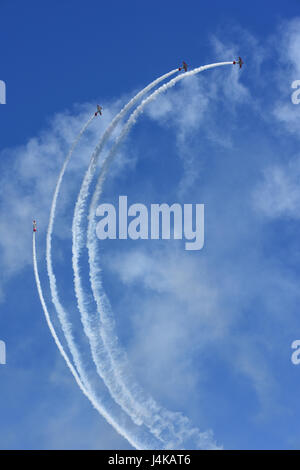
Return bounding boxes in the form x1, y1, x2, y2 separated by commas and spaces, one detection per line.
252, 156, 300, 219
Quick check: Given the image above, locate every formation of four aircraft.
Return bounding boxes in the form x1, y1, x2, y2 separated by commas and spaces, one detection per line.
32, 57, 243, 233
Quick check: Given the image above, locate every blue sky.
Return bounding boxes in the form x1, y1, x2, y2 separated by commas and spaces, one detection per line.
1, 0, 300, 450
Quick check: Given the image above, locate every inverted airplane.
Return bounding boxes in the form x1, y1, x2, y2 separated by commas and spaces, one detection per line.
178, 61, 188, 72
233, 57, 244, 69
95, 105, 103, 116
33, 220, 37, 232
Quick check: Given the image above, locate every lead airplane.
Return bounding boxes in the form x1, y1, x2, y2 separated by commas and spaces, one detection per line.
95, 105, 103, 116
33, 220, 37, 232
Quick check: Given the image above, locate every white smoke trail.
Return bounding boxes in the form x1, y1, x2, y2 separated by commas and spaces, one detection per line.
43, 114, 161, 449
33, 231, 146, 449
46, 115, 94, 349
72, 69, 179, 427
44, 72, 177, 447
87, 62, 233, 447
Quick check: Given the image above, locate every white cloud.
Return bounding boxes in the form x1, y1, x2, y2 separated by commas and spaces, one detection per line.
104, 242, 284, 419
252, 156, 300, 219
0, 98, 135, 288
272, 18, 300, 134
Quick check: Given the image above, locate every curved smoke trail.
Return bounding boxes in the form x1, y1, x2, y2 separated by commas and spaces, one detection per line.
46, 115, 94, 362
43, 68, 178, 448
86, 62, 233, 447
72, 69, 179, 427
33, 231, 147, 449
43, 114, 163, 449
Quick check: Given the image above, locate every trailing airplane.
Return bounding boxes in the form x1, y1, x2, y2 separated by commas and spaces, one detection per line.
95, 104, 103, 116
33, 220, 37, 232
233, 57, 244, 69
178, 61, 188, 72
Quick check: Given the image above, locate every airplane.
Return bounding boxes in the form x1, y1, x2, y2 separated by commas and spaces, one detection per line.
95, 105, 103, 116
33, 220, 37, 232
178, 61, 188, 72
233, 57, 244, 69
